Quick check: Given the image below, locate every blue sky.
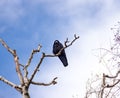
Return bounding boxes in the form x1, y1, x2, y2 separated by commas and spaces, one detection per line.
0, 0, 120, 98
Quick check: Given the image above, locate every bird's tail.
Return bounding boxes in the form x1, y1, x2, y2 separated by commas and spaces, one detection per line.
58, 55, 68, 67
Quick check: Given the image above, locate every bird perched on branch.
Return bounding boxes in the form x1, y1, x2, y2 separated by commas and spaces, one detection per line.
53, 40, 68, 67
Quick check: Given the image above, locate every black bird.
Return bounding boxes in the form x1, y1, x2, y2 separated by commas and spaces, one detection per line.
53, 40, 68, 67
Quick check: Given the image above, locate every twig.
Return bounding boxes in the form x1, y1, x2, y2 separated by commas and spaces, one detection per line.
56, 34, 79, 56
31, 77, 57, 86
0, 39, 14, 55
106, 80, 120, 88
100, 70, 120, 98
45, 34, 79, 57
105, 70, 120, 78
64, 34, 79, 47
25, 44, 42, 68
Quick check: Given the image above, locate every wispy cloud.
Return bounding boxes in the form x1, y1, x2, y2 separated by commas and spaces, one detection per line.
0, 0, 120, 98
29, 1, 120, 98
0, 0, 24, 22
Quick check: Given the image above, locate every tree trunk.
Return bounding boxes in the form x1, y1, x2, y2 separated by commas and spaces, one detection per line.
22, 86, 30, 98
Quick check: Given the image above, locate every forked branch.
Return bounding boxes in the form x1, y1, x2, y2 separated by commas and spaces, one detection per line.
0, 34, 79, 98
24, 44, 42, 82
29, 34, 79, 86
45, 34, 79, 57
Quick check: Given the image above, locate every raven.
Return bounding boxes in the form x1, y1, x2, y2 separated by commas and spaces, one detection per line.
53, 40, 68, 67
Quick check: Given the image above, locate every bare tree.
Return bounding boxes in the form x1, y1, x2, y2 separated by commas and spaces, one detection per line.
85, 22, 120, 98
0, 34, 79, 98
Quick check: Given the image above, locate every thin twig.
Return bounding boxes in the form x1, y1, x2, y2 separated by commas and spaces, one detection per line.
31, 77, 57, 86
106, 80, 120, 88
45, 34, 79, 57
105, 70, 120, 78
0, 39, 14, 55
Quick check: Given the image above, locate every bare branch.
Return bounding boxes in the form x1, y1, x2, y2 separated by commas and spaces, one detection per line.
103, 71, 120, 88
85, 23, 120, 98
106, 80, 120, 88
28, 52, 45, 86
105, 70, 120, 78
13, 50, 24, 86
0, 34, 79, 98
64, 34, 79, 47
25, 44, 42, 68
96, 48, 120, 57
0, 76, 22, 92
57, 34, 79, 56
31, 77, 58, 86
0, 38, 14, 55
0, 38, 24, 86
99, 70, 120, 98
28, 34, 79, 86
45, 34, 79, 57
23, 44, 42, 82
0, 39, 29, 97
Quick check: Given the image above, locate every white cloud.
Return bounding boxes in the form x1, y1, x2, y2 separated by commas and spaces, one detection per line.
29, 1, 120, 98
0, 0, 24, 22
1, 0, 120, 98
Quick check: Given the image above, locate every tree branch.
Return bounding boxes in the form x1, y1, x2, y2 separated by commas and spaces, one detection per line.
28, 34, 79, 86
64, 34, 80, 47
55, 34, 79, 56
31, 77, 57, 86
24, 44, 42, 83
106, 80, 120, 88
103, 70, 120, 88
25, 44, 42, 68
28, 52, 45, 86
100, 70, 120, 98
13, 50, 24, 86
45, 34, 79, 57
0, 76, 22, 93
0, 38, 24, 86
0, 39, 14, 55
0, 34, 79, 98
105, 70, 120, 78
